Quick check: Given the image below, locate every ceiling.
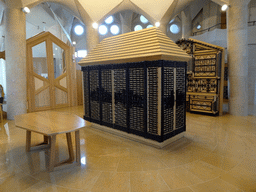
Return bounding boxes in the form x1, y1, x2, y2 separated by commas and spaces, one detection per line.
3, 0, 229, 25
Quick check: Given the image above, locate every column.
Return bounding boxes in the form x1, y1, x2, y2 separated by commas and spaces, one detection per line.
120, 10, 133, 34
227, 0, 250, 116
86, 26, 99, 53
181, 9, 191, 39
5, 7, 27, 119
158, 24, 167, 35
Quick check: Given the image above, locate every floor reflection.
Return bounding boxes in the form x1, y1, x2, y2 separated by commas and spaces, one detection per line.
0, 106, 255, 192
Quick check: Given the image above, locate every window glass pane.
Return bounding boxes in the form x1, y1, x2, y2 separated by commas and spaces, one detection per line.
74, 25, 84, 35
134, 25, 143, 31
140, 15, 148, 24
53, 43, 65, 79
99, 25, 108, 35
32, 41, 48, 79
105, 16, 114, 24
77, 50, 87, 58
170, 24, 180, 34
110, 25, 120, 35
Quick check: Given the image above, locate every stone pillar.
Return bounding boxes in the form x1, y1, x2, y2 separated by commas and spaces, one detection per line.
120, 10, 133, 34
86, 26, 99, 52
181, 9, 191, 39
158, 24, 167, 35
227, 0, 250, 116
5, 7, 27, 119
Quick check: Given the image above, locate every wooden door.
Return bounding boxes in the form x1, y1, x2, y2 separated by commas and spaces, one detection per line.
27, 32, 71, 112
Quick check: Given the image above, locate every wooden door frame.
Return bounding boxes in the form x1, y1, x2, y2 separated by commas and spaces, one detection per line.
26, 32, 73, 112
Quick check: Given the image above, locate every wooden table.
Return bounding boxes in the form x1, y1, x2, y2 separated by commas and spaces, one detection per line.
14, 111, 87, 171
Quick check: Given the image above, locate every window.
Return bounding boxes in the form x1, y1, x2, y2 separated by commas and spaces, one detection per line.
77, 50, 87, 58
105, 16, 114, 24
133, 14, 152, 31
74, 25, 84, 35
98, 15, 121, 36
170, 24, 180, 34
140, 15, 148, 24
110, 25, 120, 35
99, 25, 108, 35
134, 25, 143, 31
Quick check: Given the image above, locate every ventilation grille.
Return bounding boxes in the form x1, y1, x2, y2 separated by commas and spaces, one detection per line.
129, 67, 145, 133
114, 68, 127, 129
148, 67, 159, 135
163, 67, 174, 135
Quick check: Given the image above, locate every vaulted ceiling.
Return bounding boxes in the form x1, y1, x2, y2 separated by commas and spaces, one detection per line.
3, 0, 229, 25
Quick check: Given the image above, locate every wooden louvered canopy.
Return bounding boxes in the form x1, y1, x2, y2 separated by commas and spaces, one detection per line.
79, 27, 191, 66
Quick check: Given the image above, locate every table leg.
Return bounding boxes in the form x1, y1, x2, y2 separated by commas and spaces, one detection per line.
0, 105, 3, 124
75, 130, 80, 165
66, 133, 74, 162
49, 135, 56, 171
26, 130, 31, 152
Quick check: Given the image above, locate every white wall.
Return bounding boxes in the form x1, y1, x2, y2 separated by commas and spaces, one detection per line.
248, 25, 256, 115
249, 0, 256, 22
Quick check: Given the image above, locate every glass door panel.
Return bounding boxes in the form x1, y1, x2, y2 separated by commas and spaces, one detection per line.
53, 42, 68, 106
32, 41, 51, 109
32, 42, 48, 79
53, 43, 65, 79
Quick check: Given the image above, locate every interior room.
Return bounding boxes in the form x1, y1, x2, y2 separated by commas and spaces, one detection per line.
0, 0, 256, 191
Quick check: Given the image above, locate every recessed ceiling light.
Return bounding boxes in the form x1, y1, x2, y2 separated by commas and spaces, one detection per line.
22, 7, 30, 14
221, 4, 229, 11
92, 22, 98, 29
155, 22, 160, 27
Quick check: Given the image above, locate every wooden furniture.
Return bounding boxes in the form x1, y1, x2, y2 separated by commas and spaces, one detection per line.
26, 32, 77, 112
0, 104, 3, 124
176, 38, 225, 115
79, 27, 191, 143
14, 111, 87, 171
0, 51, 5, 60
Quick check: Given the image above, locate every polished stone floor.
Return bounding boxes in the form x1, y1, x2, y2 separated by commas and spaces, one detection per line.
0, 106, 255, 192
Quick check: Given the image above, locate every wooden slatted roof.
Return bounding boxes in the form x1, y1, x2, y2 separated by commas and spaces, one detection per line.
79, 27, 191, 66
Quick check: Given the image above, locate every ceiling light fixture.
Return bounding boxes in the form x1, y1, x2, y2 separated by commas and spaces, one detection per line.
22, 7, 30, 14
92, 22, 98, 29
155, 22, 160, 27
221, 4, 229, 11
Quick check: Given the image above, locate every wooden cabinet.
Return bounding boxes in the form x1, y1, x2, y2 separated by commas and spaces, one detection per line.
177, 39, 225, 115
26, 32, 76, 112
